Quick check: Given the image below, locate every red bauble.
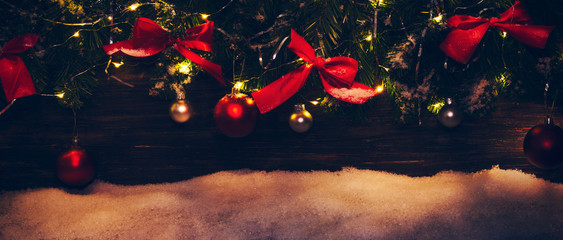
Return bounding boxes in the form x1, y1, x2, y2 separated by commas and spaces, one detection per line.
214, 93, 259, 137
523, 123, 563, 169
56, 146, 95, 187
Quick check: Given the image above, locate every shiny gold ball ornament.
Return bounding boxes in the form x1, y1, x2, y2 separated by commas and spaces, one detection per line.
169, 100, 192, 123
289, 104, 313, 133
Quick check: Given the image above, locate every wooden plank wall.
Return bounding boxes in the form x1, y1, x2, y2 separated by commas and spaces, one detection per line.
1, 66, 561, 190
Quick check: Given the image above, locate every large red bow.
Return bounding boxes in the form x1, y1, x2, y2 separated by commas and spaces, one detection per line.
103, 18, 224, 85
251, 29, 378, 114
440, 1, 555, 64
0, 34, 38, 102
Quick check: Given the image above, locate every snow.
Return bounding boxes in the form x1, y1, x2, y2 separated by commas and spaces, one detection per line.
1, 167, 562, 239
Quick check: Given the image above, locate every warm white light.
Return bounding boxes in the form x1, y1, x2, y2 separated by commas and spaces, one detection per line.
447, 111, 454, 117
365, 35, 373, 41
432, 14, 443, 23
177, 62, 191, 74
112, 61, 123, 68
201, 14, 210, 20
129, 3, 140, 11
310, 101, 319, 105
233, 81, 245, 90
72, 31, 80, 37
501, 31, 508, 38
376, 85, 384, 93
56, 92, 65, 98
108, 16, 113, 21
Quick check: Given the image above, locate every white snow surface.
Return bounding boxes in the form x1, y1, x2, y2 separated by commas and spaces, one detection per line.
1, 166, 562, 240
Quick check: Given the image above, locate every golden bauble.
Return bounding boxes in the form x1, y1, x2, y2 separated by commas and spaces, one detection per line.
289, 104, 313, 133
169, 100, 192, 123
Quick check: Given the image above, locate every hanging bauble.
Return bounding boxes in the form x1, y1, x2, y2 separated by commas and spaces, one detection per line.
214, 91, 259, 138
56, 145, 95, 187
289, 104, 313, 133
438, 98, 463, 128
523, 117, 563, 169
169, 99, 192, 123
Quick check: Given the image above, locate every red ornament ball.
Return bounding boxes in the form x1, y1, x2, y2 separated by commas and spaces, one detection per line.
523, 123, 563, 169
56, 146, 95, 187
214, 93, 259, 137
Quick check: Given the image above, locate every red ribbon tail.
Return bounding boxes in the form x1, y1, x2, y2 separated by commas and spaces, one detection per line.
496, 24, 555, 49
322, 80, 378, 104
0, 55, 36, 101
175, 45, 225, 85
251, 65, 312, 114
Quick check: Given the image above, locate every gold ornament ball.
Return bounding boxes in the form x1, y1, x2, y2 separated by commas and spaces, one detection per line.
169, 100, 192, 123
289, 104, 313, 133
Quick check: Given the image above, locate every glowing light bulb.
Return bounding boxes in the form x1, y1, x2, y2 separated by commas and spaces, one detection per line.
129, 3, 140, 11
73, 31, 80, 37
112, 61, 124, 68
201, 14, 210, 20
501, 31, 508, 38
310, 101, 319, 105
432, 14, 443, 23
56, 92, 65, 98
176, 62, 191, 74
365, 35, 373, 41
376, 85, 384, 93
108, 16, 113, 21
233, 81, 245, 91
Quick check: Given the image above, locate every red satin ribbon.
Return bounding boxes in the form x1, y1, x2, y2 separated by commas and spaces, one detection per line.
103, 18, 225, 85
440, 1, 555, 64
0, 34, 38, 102
251, 29, 378, 114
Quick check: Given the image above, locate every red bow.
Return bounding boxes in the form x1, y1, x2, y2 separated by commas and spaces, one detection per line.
103, 18, 224, 85
251, 29, 378, 114
0, 34, 39, 102
440, 1, 555, 64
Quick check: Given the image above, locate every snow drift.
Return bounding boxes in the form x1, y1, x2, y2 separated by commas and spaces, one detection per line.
1, 166, 562, 239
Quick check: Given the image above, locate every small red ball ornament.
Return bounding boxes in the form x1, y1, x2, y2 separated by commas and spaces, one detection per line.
214, 92, 259, 137
56, 146, 95, 187
523, 119, 563, 169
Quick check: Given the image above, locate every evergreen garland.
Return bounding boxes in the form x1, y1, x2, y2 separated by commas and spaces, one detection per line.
0, 0, 560, 122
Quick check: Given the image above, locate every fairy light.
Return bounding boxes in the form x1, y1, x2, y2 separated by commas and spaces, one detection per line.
107, 16, 113, 21
72, 31, 80, 37
310, 101, 319, 105
233, 81, 245, 90
432, 14, 443, 23
56, 92, 65, 98
365, 34, 373, 41
176, 62, 191, 74
501, 31, 508, 38
376, 85, 384, 93
112, 61, 124, 68
201, 14, 210, 20
129, 3, 140, 11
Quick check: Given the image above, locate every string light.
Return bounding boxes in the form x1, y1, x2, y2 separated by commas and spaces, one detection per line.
107, 16, 113, 21
129, 3, 140, 11
376, 85, 384, 93
56, 92, 65, 98
432, 14, 443, 23
501, 31, 508, 38
201, 14, 210, 20
233, 81, 245, 90
112, 61, 124, 68
365, 34, 373, 41
176, 62, 192, 74
72, 31, 80, 37
310, 101, 319, 105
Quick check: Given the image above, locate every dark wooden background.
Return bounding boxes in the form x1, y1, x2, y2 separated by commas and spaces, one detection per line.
1, 66, 562, 191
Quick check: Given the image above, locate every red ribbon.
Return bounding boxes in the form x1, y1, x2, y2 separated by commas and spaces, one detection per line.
440, 1, 555, 64
251, 29, 378, 114
0, 34, 38, 102
103, 18, 225, 85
